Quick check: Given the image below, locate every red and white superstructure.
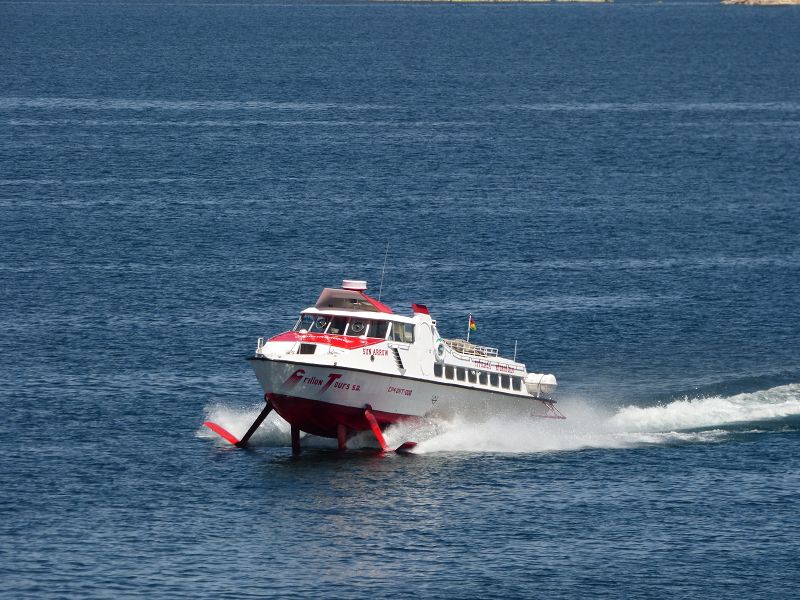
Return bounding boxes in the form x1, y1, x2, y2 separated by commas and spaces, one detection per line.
205, 279, 562, 453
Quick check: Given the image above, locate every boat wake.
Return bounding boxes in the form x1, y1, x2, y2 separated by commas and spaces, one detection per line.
410, 383, 800, 454
198, 384, 800, 454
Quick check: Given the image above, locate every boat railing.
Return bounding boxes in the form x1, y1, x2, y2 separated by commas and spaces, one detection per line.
444, 338, 499, 358
256, 337, 266, 354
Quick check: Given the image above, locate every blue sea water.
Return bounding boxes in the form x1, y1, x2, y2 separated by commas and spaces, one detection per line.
1, 1, 799, 597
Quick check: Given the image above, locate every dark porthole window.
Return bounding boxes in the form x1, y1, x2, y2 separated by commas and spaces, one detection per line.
512, 377, 522, 391
468, 370, 477, 384
434, 363, 443, 377
445, 366, 454, 380
456, 368, 466, 382
501, 375, 510, 389
489, 373, 499, 387
479, 372, 488, 385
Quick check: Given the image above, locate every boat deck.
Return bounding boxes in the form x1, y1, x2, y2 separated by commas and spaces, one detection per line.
443, 338, 499, 358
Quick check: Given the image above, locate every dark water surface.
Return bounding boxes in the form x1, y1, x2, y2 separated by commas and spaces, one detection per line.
1, 1, 799, 598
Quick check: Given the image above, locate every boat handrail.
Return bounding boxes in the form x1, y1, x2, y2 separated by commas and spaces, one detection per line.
443, 338, 499, 358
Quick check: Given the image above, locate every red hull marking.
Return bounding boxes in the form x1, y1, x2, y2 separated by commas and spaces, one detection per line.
269, 331, 384, 350
203, 421, 240, 445
267, 393, 418, 439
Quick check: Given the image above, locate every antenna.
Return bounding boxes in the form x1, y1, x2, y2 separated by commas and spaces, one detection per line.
378, 241, 389, 301
513, 339, 518, 362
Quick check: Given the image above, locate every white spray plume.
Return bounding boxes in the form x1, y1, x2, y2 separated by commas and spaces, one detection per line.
199, 384, 800, 454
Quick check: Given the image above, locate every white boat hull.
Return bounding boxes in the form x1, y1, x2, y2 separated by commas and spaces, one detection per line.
248, 356, 554, 437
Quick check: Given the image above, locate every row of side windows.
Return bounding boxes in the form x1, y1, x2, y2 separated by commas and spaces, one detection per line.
433, 364, 522, 391
294, 314, 414, 343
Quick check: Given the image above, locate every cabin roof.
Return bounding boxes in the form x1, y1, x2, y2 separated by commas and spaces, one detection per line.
314, 288, 393, 314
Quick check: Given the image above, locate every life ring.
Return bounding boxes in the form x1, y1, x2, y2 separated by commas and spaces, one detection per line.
435, 342, 446, 363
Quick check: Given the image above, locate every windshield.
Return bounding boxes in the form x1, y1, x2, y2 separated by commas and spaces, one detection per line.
293, 314, 397, 339
349, 318, 368, 336
294, 314, 315, 332
294, 314, 331, 333
328, 316, 348, 335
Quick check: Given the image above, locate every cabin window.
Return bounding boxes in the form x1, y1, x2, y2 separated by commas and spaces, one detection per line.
370, 320, 389, 339
468, 370, 477, 384
445, 365, 454, 380
298, 343, 316, 355
391, 322, 404, 342
434, 363, 443, 377
456, 368, 466, 382
512, 377, 522, 391
309, 316, 330, 333
390, 322, 415, 343
489, 373, 499, 387
349, 319, 368, 336
479, 372, 488, 385
294, 314, 315, 332
328, 316, 348, 335
501, 375, 510, 389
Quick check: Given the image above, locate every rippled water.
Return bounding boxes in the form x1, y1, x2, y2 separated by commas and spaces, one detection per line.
1, 1, 799, 598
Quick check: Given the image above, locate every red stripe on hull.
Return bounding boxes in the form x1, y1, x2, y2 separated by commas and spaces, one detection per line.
267, 393, 417, 438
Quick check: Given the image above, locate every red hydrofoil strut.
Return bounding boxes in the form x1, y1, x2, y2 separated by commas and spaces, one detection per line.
203, 396, 416, 454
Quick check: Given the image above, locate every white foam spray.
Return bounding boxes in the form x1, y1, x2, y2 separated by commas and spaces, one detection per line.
396, 384, 800, 454
199, 384, 800, 454
609, 384, 800, 432
197, 402, 292, 447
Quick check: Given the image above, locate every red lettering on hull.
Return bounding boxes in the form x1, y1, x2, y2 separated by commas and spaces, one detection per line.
320, 373, 342, 393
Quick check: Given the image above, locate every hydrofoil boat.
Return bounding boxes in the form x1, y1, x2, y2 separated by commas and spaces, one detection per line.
204, 279, 563, 453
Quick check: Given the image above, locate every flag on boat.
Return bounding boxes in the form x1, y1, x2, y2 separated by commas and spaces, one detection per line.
468, 314, 477, 332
